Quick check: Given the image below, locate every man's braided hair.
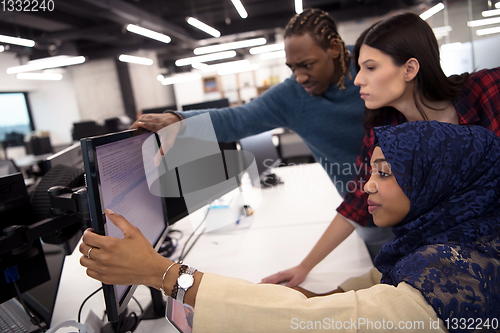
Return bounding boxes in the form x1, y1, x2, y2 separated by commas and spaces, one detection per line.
284, 8, 351, 89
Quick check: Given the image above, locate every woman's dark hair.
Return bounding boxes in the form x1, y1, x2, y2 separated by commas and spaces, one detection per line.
284, 8, 351, 89
353, 13, 470, 129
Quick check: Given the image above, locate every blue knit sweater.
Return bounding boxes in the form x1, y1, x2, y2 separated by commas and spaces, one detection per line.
182, 62, 365, 196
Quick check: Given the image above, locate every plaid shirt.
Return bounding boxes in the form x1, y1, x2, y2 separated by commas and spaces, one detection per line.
337, 67, 500, 226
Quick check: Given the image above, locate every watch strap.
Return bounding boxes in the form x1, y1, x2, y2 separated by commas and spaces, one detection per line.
175, 266, 197, 303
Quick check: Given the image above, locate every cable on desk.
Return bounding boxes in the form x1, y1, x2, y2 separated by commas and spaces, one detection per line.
13, 279, 46, 332
77, 286, 103, 323
131, 296, 144, 315
178, 202, 213, 262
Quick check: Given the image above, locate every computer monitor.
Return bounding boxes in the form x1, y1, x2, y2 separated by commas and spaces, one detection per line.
81, 129, 170, 322
0, 173, 51, 305
82, 128, 241, 323
239, 131, 282, 186
181, 98, 229, 111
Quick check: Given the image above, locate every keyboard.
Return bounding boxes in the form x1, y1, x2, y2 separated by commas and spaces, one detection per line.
0, 299, 40, 333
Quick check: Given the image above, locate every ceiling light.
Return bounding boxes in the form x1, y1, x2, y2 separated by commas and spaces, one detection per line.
231, 0, 248, 19
194, 38, 266, 55
259, 50, 286, 60
249, 43, 284, 55
295, 0, 303, 14
0, 34, 35, 47
440, 42, 463, 51
187, 17, 221, 38
420, 2, 445, 20
7, 55, 86, 74
126, 24, 171, 43
477, 26, 500, 36
16, 73, 63, 80
218, 64, 259, 76
119, 54, 154, 66
192, 60, 250, 72
162, 73, 201, 85
482, 8, 500, 17
432, 26, 452, 38
157, 74, 164, 81
175, 51, 237, 66
497, 2, 500, 9
0, 46, 4, 52
468, 17, 500, 27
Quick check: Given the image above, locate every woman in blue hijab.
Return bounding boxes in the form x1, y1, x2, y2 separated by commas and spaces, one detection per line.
367, 121, 500, 331
80, 120, 500, 332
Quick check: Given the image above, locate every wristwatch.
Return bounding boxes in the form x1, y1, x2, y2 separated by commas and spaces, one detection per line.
176, 265, 196, 303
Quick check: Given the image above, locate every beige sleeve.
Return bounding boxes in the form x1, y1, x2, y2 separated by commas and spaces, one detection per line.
339, 267, 382, 291
193, 273, 447, 333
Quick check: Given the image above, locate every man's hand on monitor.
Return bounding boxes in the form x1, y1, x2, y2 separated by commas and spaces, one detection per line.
131, 112, 183, 166
131, 112, 182, 133
260, 265, 309, 287
79, 209, 167, 287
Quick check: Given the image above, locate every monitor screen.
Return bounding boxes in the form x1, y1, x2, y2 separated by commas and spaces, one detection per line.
239, 131, 281, 182
82, 129, 169, 322
0, 92, 34, 143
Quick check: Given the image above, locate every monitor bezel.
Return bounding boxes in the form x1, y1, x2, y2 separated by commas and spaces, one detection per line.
81, 128, 170, 322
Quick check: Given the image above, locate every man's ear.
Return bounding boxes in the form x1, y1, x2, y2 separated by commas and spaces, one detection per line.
404, 58, 420, 82
327, 39, 340, 59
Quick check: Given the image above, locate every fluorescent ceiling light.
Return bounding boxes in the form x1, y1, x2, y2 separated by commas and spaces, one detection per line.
218, 64, 259, 76
194, 38, 266, 55
0, 46, 4, 52
260, 50, 286, 60
231, 0, 248, 19
162, 73, 201, 85
16, 73, 63, 80
482, 8, 500, 17
7, 55, 86, 74
420, 2, 445, 20
119, 54, 153, 66
440, 42, 463, 51
432, 26, 452, 38
249, 43, 284, 55
0, 34, 35, 47
468, 17, 500, 27
187, 17, 221, 38
126, 24, 171, 43
477, 26, 500, 36
175, 51, 237, 66
192, 60, 250, 72
295, 0, 303, 14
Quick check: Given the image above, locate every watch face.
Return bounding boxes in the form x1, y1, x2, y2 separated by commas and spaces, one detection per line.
178, 273, 194, 289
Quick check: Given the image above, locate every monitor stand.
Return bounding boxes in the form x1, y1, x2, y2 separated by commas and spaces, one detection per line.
141, 287, 166, 320
100, 309, 138, 333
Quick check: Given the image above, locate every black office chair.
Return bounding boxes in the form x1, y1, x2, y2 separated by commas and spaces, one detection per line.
72, 121, 103, 141
25, 136, 53, 156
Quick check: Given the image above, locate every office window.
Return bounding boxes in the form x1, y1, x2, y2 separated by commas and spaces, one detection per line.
0, 92, 34, 142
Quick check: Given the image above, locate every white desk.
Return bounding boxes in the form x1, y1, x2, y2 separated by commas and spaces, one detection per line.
51, 163, 373, 332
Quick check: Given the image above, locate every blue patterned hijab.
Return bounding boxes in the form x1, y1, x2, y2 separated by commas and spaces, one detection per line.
372, 121, 500, 331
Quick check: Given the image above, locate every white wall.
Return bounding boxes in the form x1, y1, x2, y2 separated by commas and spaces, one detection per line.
0, 52, 81, 145
69, 58, 125, 122
127, 50, 176, 112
